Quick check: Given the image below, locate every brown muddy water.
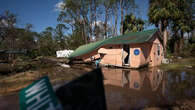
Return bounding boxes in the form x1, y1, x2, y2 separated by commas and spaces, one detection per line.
103, 67, 195, 110
0, 66, 195, 110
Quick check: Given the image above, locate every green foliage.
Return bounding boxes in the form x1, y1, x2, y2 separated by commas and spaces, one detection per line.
53, 24, 68, 50
148, 0, 195, 55
37, 27, 56, 56
57, 0, 91, 43
169, 0, 194, 53
0, 28, 36, 51
122, 13, 145, 34
65, 30, 85, 50
171, 0, 194, 33
0, 11, 37, 53
58, 0, 138, 41
148, 0, 178, 28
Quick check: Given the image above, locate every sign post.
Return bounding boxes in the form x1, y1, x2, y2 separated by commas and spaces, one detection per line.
19, 76, 62, 110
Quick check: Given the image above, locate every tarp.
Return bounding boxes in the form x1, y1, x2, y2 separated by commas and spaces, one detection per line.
56, 50, 74, 58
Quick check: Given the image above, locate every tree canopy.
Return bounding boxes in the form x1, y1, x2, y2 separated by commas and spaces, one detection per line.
122, 13, 145, 34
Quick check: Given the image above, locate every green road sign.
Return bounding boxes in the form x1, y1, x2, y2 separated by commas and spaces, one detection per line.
19, 76, 62, 110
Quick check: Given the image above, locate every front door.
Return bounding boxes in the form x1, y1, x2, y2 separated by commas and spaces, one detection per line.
122, 44, 130, 66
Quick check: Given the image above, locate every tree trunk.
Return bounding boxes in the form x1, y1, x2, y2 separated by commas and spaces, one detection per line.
114, 8, 118, 36
89, 0, 93, 41
159, 21, 162, 33
81, 20, 87, 44
174, 33, 179, 55
94, 0, 98, 41
179, 31, 184, 52
120, 0, 124, 34
163, 28, 168, 57
104, 8, 108, 39
111, 16, 115, 36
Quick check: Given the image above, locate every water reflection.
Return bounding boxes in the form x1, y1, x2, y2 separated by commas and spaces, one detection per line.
165, 71, 195, 101
103, 67, 164, 91
102, 67, 195, 110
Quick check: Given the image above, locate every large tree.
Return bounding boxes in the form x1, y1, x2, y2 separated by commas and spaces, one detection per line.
58, 0, 92, 44
101, 0, 113, 39
120, 0, 136, 34
54, 24, 67, 50
148, 0, 178, 56
170, 0, 195, 54
112, 0, 119, 36
57, 0, 138, 46
122, 13, 145, 34
37, 27, 55, 56
0, 10, 17, 51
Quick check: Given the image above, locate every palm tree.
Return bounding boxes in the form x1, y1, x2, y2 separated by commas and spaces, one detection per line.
148, 0, 178, 56
170, 0, 193, 53
120, 0, 136, 35
122, 13, 145, 34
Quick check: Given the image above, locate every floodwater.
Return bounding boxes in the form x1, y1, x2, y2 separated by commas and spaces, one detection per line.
103, 67, 195, 110
0, 67, 195, 110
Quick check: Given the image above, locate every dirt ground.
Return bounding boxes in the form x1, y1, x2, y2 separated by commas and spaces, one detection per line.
0, 57, 94, 95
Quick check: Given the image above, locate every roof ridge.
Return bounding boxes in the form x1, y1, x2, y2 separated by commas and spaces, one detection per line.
144, 29, 159, 42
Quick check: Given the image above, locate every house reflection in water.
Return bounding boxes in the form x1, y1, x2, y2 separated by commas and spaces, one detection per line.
102, 67, 166, 110
103, 67, 164, 91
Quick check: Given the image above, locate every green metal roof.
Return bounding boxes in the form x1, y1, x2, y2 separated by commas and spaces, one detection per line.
69, 29, 158, 59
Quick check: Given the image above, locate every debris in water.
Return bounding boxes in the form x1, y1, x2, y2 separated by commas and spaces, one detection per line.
58, 63, 70, 68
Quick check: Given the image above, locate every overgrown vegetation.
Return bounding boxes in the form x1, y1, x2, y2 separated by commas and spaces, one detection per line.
148, 0, 195, 56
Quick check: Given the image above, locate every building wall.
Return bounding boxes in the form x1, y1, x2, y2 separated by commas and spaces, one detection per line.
140, 43, 152, 65
129, 45, 141, 68
149, 38, 164, 67
130, 37, 163, 68
129, 43, 152, 68
98, 45, 123, 67
99, 43, 153, 68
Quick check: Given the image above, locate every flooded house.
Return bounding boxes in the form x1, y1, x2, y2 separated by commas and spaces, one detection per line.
69, 29, 164, 68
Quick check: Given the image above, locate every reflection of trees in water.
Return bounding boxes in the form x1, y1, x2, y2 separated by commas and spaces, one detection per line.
165, 71, 195, 100
147, 68, 164, 91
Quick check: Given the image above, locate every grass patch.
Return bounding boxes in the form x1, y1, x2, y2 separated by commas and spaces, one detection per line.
160, 57, 195, 71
